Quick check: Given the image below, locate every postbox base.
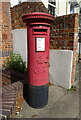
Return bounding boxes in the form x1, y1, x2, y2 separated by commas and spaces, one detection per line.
25, 83, 48, 108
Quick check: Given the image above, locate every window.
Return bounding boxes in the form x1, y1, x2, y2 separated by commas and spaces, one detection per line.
70, 4, 75, 13
49, 0, 56, 6
69, 0, 79, 14
80, 8, 81, 15
48, 0, 56, 16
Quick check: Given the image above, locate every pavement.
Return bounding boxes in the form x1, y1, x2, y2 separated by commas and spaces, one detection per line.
15, 63, 81, 119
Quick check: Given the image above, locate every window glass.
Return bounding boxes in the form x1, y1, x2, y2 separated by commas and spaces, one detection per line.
70, 6, 75, 13
48, 0, 56, 16
49, 0, 56, 5
80, 8, 81, 15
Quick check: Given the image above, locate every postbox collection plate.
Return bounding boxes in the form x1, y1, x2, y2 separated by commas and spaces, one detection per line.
36, 37, 45, 51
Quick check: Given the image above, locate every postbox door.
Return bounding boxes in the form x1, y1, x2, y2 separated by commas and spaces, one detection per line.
28, 31, 50, 86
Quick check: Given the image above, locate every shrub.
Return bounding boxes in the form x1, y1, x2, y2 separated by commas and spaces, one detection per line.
4, 53, 27, 73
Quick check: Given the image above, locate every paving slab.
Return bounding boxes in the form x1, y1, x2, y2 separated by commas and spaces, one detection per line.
38, 91, 79, 118
16, 83, 79, 119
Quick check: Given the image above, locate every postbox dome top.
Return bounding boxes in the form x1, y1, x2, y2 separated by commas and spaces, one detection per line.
22, 12, 54, 25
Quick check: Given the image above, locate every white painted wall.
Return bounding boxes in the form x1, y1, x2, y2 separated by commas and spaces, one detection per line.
57, 0, 67, 16
12, 29, 27, 62
10, 0, 48, 8
49, 50, 73, 89
41, 0, 48, 8
10, 0, 18, 7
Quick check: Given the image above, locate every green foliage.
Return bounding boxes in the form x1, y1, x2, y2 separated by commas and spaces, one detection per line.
4, 53, 27, 73
67, 85, 76, 92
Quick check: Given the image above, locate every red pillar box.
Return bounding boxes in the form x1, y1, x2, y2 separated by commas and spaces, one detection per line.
22, 12, 54, 108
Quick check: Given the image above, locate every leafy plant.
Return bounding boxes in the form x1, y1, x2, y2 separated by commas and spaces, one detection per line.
67, 85, 76, 92
4, 53, 27, 73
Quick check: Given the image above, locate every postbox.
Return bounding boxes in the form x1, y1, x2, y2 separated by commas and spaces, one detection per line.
22, 12, 54, 108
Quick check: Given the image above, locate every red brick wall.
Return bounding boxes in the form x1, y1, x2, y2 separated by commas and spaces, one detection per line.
50, 14, 79, 84
11, 2, 48, 29
0, 2, 13, 67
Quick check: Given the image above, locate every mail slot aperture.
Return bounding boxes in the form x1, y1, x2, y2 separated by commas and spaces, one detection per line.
33, 29, 47, 34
